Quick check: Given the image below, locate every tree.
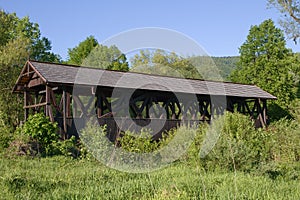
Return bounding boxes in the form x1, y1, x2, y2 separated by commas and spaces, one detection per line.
82, 44, 129, 71
268, 0, 300, 43
230, 19, 298, 108
0, 10, 60, 130
16, 16, 61, 62
0, 11, 60, 62
130, 49, 203, 79
0, 36, 30, 128
67, 36, 98, 65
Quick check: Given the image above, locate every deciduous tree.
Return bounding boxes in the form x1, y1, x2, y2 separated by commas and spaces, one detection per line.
82, 44, 129, 71
67, 36, 98, 65
268, 0, 300, 43
0, 10, 60, 130
230, 19, 298, 108
130, 49, 203, 79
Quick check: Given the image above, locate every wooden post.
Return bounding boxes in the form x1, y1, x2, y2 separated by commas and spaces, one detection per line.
146, 103, 149, 118
34, 92, 39, 114
226, 98, 234, 112
257, 98, 266, 128
262, 99, 267, 125
45, 86, 50, 116
63, 90, 67, 137
96, 94, 103, 118
170, 102, 176, 119
24, 90, 29, 121
66, 92, 71, 117
45, 86, 54, 122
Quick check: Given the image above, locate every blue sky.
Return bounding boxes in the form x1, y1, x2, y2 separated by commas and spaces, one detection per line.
1, 0, 300, 60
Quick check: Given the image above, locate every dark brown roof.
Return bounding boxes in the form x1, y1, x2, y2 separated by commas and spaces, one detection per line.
13, 60, 277, 99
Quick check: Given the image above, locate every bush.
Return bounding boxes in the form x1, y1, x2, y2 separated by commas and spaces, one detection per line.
268, 118, 300, 163
0, 111, 14, 152
117, 128, 159, 153
190, 112, 273, 171
20, 113, 58, 155
8, 114, 83, 158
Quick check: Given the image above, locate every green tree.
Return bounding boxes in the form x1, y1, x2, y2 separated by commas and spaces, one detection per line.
268, 0, 300, 43
130, 49, 203, 79
0, 10, 16, 46
0, 36, 30, 150
67, 36, 98, 65
0, 10, 60, 131
82, 44, 129, 71
16, 16, 60, 62
0, 11, 60, 62
230, 19, 298, 108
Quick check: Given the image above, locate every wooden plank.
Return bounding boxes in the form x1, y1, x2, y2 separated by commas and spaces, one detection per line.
24, 102, 48, 109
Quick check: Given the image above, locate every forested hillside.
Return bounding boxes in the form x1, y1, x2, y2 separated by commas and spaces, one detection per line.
211, 56, 239, 80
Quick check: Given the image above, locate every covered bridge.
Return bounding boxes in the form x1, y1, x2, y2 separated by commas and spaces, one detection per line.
13, 60, 276, 140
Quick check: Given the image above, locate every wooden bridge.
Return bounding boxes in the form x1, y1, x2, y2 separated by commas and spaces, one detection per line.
13, 60, 276, 140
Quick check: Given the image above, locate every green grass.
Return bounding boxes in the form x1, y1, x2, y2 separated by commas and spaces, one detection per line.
0, 156, 299, 200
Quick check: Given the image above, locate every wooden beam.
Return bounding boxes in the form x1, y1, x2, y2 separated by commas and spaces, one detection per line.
45, 86, 50, 116
257, 98, 266, 128
24, 90, 29, 121
21, 70, 35, 77
262, 99, 267, 125
24, 102, 48, 109
63, 90, 67, 138
96, 95, 103, 118
49, 88, 61, 114
28, 77, 44, 88
66, 92, 71, 117
72, 95, 86, 118
175, 100, 181, 119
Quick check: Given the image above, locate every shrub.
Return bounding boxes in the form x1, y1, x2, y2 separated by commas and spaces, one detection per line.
79, 123, 111, 161
19, 113, 58, 155
117, 128, 159, 153
191, 112, 273, 171
268, 118, 300, 163
50, 136, 81, 158
0, 111, 14, 152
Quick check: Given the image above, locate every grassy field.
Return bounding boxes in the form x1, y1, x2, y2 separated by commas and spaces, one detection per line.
0, 156, 299, 200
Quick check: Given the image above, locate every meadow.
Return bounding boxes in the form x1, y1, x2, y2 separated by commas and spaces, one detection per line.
1, 112, 300, 200
0, 156, 299, 200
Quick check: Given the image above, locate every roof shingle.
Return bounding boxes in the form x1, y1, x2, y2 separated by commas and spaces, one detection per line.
15, 60, 277, 100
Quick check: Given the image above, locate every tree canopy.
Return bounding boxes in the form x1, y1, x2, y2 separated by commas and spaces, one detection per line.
268, 0, 300, 43
0, 10, 60, 129
230, 19, 299, 108
67, 36, 98, 65
130, 49, 204, 79
82, 44, 129, 71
